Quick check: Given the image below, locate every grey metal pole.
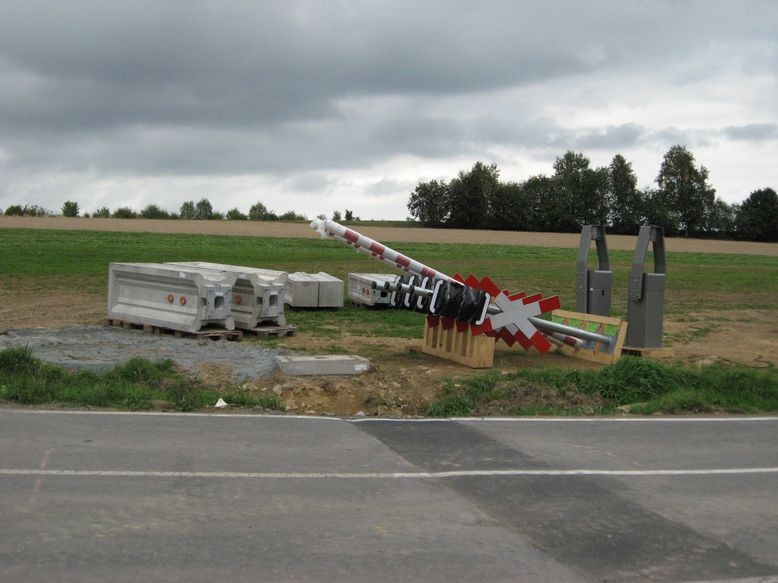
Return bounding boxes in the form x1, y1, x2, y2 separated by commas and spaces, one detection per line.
576, 225, 612, 316
626, 225, 667, 348
528, 316, 613, 345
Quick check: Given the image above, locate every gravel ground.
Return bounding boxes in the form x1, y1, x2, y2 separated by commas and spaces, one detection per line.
1, 325, 282, 380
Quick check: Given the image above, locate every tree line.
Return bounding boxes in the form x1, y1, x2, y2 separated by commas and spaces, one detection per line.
2, 199, 307, 222
407, 145, 778, 242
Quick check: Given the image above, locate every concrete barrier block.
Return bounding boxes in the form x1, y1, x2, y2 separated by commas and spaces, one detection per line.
275, 355, 370, 376
167, 262, 287, 328
107, 263, 236, 333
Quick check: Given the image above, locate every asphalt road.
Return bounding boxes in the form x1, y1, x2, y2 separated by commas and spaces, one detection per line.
1, 410, 777, 582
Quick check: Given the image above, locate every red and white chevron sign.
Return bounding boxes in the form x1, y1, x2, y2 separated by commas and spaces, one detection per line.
449, 274, 560, 352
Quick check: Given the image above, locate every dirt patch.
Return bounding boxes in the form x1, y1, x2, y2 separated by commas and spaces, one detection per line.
664, 310, 778, 368
472, 379, 608, 416
237, 333, 501, 416
3, 216, 778, 256
0, 288, 105, 329
261, 311, 778, 416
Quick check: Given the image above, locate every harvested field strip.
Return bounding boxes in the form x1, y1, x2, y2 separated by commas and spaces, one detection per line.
2, 216, 778, 256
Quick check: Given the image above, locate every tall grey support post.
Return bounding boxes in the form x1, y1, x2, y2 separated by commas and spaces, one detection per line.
575, 225, 612, 316
626, 225, 666, 348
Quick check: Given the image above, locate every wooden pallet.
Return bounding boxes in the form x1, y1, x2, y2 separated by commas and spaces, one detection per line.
420, 318, 495, 368
102, 318, 243, 342
243, 324, 297, 338
550, 309, 627, 365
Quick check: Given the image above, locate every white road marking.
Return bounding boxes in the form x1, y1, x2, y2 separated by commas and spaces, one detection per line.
2, 467, 777, 480
355, 416, 778, 423
686, 578, 778, 583
4, 409, 775, 423
0, 409, 341, 420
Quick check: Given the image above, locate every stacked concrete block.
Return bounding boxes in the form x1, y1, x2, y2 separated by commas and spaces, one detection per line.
285, 272, 320, 307
348, 273, 397, 307
107, 263, 236, 333
285, 272, 344, 308
314, 272, 344, 308
166, 262, 288, 328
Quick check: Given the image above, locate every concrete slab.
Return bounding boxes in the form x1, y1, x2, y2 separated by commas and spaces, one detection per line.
275, 354, 369, 375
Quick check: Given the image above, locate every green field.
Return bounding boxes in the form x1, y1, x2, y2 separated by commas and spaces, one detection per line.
2, 228, 777, 322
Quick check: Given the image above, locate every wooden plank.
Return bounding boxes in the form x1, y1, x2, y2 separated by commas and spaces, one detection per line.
420, 319, 494, 368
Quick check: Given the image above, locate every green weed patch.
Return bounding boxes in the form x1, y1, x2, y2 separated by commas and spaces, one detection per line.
0, 345, 284, 412
428, 357, 778, 416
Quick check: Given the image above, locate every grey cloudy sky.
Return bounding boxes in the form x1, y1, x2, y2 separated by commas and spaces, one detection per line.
1, 1, 776, 219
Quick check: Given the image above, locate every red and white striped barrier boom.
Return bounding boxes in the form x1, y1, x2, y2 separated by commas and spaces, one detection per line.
310, 219, 612, 353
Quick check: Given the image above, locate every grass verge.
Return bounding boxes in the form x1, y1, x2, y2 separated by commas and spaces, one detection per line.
287, 305, 421, 339
427, 357, 778, 416
0, 345, 284, 412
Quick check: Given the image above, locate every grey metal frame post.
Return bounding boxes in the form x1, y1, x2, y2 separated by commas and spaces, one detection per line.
576, 225, 612, 316
626, 225, 667, 348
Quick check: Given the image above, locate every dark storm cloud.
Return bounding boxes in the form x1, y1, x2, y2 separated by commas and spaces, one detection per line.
0, 0, 776, 182
723, 123, 778, 142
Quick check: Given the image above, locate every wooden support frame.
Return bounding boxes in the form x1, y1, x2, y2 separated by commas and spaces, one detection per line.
550, 309, 627, 365
421, 318, 495, 368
